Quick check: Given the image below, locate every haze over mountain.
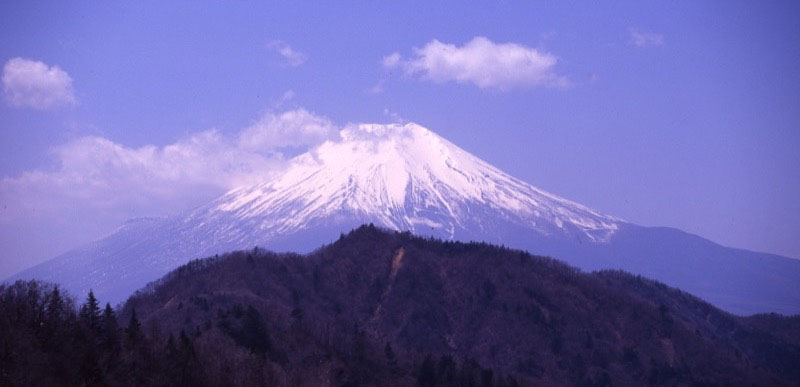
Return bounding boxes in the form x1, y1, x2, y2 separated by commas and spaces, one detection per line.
9, 123, 800, 315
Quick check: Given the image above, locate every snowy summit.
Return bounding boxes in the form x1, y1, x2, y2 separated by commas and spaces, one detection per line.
188, 122, 619, 248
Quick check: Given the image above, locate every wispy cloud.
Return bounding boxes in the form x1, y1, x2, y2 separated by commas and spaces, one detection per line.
2, 57, 77, 109
267, 40, 307, 67
629, 28, 664, 48
367, 79, 385, 94
383, 36, 569, 90
272, 89, 296, 108
382, 108, 405, 124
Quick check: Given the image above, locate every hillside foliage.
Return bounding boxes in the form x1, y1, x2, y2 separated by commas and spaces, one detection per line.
2, 224, 799, 386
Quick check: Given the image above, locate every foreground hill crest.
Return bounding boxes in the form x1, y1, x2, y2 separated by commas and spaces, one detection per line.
117, 225, 800, 386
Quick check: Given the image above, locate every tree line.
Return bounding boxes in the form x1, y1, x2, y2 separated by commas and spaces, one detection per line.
1, 279, 519, 386
0, 280, 203, 386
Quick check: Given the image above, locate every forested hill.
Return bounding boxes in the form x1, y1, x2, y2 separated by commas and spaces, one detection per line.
2, 224, 799, 386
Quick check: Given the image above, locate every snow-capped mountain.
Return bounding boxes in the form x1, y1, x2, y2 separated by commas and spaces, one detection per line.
9, 123, 800, 315
186, 123, 618, 249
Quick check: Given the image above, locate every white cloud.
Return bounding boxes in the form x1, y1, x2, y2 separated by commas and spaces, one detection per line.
629, 29, 664, 48
267, 40, 307, 67
0, 131, 275, 224
238, 108, 337, 150
383, 36, 569, 90
2, 57, 77, 109
0, 108, 337, 225
382, 52, 402, 69
0, 107, 339, 275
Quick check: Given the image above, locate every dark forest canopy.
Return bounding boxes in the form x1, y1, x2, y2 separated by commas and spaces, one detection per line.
2, 225, 799, 386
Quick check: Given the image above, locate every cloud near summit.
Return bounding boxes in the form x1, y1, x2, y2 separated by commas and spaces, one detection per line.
0, 108, 338, 229
238, 109, 337, 150
383, 36, 569, 90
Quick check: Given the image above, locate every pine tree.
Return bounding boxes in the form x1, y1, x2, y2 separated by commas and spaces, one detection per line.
43, 286, 65, 350
437, 355, 456, 384
125, 308, 142, 350
163, 333, 179, 385
351, 323, 366, 362
123, 308, 149, 386
243, 305, 271, 357
458, 358, 481, 386
177, 329, 203, 385
166, 333, 177, 358
76, 290, 103, 384
384, 343, 397, 367
101, 303, 120, 355
79, 290, 101, 334
417, 353, 437, 387
46, 286, 65, 324
480, 368, 494, 387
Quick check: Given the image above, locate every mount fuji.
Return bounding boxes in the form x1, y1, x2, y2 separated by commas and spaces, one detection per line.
9, 123, 800, 314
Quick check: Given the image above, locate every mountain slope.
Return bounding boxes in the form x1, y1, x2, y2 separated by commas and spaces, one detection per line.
190, 123, 618, 245
118, 226, 800, 386
9, 123, 800, 314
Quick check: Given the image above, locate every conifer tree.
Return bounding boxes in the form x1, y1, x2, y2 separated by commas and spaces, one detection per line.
243, 305, 270, 357
125, 308, 142, 349
437, 355, 456, 383
417, 353, 437, 387
177, 329, 203, 385
101, 303, 120, 354
385, 343, 397, 367
43, 286, 65, 350
79, 290, 101, 333
351, 323, 366, 362
166, 333, 177, 357
46, 286, 65, 324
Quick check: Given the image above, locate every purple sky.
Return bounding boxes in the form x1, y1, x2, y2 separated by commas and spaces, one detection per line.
1, 1, 799, 278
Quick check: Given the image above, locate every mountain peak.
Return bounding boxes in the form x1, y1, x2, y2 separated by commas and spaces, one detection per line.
202, 122, 619, 245
325, 122, 452, 168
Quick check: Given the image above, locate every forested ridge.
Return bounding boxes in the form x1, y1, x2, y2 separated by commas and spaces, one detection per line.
2, 225, 799, 386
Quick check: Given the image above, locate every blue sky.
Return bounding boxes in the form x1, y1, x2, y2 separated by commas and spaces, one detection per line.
1, 1, 799, 277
